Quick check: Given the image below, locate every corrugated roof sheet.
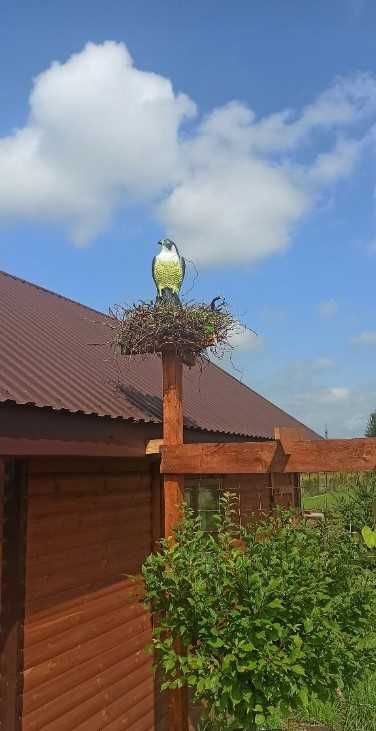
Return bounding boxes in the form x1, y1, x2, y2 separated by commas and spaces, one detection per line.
0, 270, 319, 439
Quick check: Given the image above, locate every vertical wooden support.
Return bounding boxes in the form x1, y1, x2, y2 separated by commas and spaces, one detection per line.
162, 347, 188, 731
0, 460, 27, 731
274, 427, 302, 510
162, 347, 184, 536
151, 462, 162, 552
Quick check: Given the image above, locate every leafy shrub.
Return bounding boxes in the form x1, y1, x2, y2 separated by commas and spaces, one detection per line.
143, 496, 375, 730
336, 473, 376, 533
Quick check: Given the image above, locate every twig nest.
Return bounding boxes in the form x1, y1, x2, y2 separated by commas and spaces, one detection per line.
109, 300, 239, 367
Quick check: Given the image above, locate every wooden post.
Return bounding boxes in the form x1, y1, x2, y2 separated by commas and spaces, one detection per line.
162, 347, 188, 731
162, 347, 184, 536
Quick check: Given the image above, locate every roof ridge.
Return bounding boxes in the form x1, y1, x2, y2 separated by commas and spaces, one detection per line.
0, 269, 108, 320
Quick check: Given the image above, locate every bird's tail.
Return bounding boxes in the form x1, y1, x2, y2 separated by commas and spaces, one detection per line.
159, 288, 182, 307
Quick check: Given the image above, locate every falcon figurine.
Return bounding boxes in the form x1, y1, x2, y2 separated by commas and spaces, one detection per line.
152, 238, 185, 305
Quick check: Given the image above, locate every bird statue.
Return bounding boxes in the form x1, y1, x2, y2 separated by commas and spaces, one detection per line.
152, 238, 185, 306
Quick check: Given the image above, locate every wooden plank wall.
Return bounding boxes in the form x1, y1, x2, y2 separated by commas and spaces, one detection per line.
22, 457, 163, 731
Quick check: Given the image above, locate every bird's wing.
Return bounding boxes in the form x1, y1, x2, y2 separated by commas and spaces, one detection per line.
152, 255, 158, 289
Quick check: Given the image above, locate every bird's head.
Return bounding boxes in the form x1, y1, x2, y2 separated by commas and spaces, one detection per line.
158, 238, 177, 253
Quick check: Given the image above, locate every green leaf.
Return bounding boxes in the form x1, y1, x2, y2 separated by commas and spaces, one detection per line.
303, 618, 313, 633
361, 525, 376, 548
299, 687, 309, 706
268, 598, 283, 609
255, 713, 266, 726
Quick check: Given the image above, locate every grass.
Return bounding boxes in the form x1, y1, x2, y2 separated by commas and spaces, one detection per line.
303, 489, 352, 512
290, 671, 376, 730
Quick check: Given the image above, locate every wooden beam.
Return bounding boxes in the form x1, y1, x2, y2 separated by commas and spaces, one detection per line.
273, 426, 307, 443
0, 460, 27, 730
161, 441, 284, 474
161, 438, 376, 474
145, 438, 163, 455
0, 438, 146, 458
284, 438, 376, 473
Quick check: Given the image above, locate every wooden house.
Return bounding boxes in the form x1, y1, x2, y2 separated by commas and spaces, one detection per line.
0, 270, 318, 730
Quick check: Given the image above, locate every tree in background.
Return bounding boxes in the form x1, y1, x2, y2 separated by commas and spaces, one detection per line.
366, 411, 376, 437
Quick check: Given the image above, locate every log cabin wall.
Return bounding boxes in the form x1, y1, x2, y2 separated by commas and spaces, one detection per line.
0, 456, 299, 731
21, 457, 164, 731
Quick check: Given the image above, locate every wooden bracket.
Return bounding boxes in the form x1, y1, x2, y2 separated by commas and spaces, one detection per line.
145, 439, 164, 455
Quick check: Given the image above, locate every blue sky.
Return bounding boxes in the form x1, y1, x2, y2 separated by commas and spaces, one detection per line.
1, 0, 375, 436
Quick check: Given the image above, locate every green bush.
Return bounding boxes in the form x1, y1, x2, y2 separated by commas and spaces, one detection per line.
336, 473, 376, 533
143, 496, 375, 730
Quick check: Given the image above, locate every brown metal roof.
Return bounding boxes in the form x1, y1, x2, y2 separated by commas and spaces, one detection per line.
0, 270, 319, 440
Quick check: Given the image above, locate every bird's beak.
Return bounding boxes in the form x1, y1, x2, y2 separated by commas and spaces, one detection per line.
158, 240, 162, 246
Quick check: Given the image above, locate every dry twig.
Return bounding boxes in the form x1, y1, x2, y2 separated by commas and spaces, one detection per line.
107, 300, 241, 367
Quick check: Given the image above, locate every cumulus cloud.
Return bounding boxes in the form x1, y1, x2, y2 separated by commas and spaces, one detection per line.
0, 42, 195, 243
228, 325, 263, 352
308, 136, 364, 185
318, 298, 339, 318
0, 41, 376, 260
158, 155, 307, 265
352, 330, 376, 344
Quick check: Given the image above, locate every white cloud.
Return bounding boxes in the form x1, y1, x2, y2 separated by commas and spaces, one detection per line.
246, 74, 376, 152
352, 330, 376, 345
229, 325, 263, 352
318, 299, 339, 318
158, 156, 307, 265
0, 42, 375, 261
0, 42, 195, 243
308, 136, 363, 185
319, 387, 350, 402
